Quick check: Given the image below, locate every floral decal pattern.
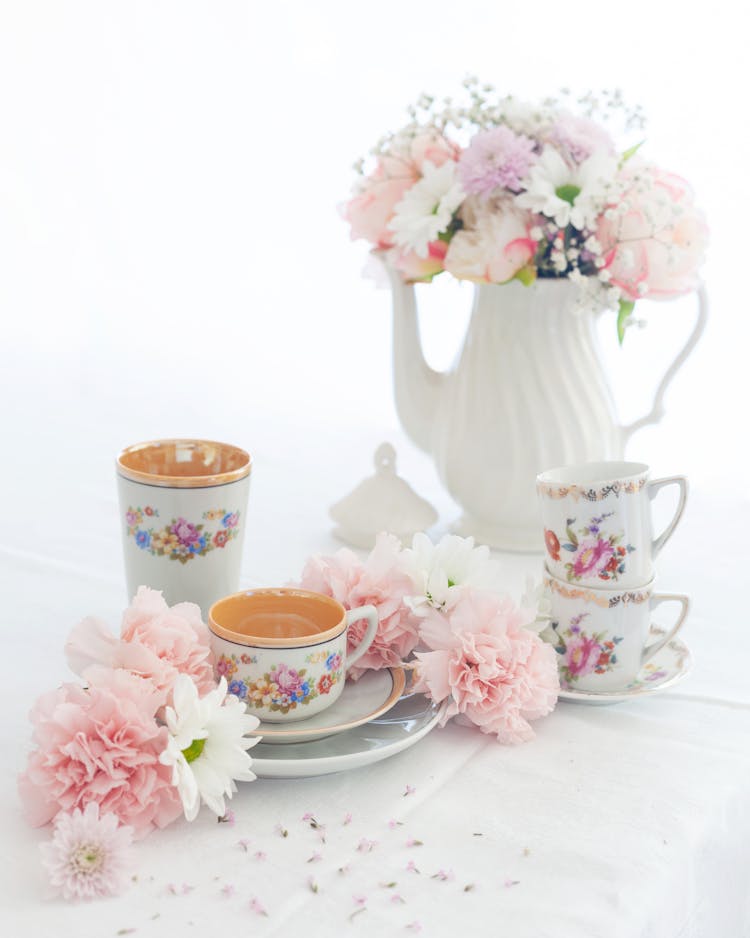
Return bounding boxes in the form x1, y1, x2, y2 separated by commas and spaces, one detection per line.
125, 507, 241, 564
545, 512, 635, 583
537, 478, 647, 501
224, 652, 344, 715
552, 614, 623, 687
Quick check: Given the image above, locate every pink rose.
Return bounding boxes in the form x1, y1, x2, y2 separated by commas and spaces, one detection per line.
293, 533, 421, 681
562, 633, 601, 678
572, 538, 614, 579
344, 132, 459, 248
412, 590, 559, 744
598, 163, 708, 300
171, 518, 200, 546
18, 668, 182, 838
271, 664, 303, 696
65, 587, 215, 705
444, 201, 536, 284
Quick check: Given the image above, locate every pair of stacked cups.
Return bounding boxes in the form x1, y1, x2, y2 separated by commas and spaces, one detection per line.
117, 439, 380, 725
536, 462, 690, 694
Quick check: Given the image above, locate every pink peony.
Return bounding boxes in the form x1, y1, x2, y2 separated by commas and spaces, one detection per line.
294, 533, 421, 680
18, 668, 182, 838
40, 802, 134, 901
444, 200, 536, 284
392, 238, 448, 282
270, 664, 303, 696
344, 132, 459, 248
571, 538, 614, 579
562, 633, 601, 679
412, 590, 558, 744
597, 162, 708, 300
458, 126, 537, 196
65, 587, 216, 704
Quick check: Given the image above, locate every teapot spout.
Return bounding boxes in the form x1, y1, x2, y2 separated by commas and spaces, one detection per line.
383, 257, 444, 453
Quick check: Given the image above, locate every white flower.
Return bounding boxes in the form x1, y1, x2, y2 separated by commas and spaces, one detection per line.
388, 160, 464, 258
160, 675, 261, 821
402, 532, 493, 614
40, 803, 134, 901
517, 147, 618, 230
519, 577, 559, 645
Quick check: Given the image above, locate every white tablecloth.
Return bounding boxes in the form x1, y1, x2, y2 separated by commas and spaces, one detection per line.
2, 385, 749, 937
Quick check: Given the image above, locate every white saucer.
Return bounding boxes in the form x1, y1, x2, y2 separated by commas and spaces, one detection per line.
251, 690, 446, 778
558, 629, 692, 706
250, 668, 406, 745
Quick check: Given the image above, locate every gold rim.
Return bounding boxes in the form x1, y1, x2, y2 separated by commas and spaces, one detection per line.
250, 668, 407, 739
117, 439, 251, 489
208, 588, 348, 648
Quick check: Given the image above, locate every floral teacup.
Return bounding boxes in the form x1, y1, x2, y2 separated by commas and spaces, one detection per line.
536, 461, 688, 589
543, 571, 689, 693
208, 589, 378, 723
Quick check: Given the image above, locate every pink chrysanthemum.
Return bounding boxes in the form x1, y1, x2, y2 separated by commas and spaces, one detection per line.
294, 533, 421, 680
413, 589, 559, 743
40, 803, 134, 901
18, 668, 182, 838
458, 127, 537, 196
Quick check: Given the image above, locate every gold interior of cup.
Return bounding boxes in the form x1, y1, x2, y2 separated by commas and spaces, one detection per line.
117, 439, 251, 488
209, 589, 347, 647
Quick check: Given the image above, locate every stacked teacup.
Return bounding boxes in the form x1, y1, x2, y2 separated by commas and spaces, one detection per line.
536, 461, 690, 694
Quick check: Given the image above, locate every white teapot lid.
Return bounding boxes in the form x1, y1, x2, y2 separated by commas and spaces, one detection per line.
329, 443, 438, 549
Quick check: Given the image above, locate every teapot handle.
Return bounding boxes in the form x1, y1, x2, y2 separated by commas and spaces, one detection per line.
620, 284, 708, 449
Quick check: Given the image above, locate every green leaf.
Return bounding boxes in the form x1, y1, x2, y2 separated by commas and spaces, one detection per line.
514, 265, 537, 286
566, 526, 578, 548
554, 184, 581, 205
620, 140, 645, 165
617, 299, 635, 345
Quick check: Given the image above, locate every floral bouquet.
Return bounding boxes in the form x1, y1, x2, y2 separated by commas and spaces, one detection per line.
344, 78, 707, 340
19, 534, 557, 901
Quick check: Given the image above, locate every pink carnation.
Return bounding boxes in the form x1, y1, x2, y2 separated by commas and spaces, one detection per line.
545, 112, 616, 165
412, 590, 559, 744
18, 668, 182, 838
294, 533, 421, 680
65, 587, 215, 705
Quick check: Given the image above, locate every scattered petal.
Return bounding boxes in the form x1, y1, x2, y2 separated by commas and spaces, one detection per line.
116, 930, 136, 936
236, 839, 251, 852
357, 838, 377, 853
380, 881, 398, 889
343, 812, 353, 826
504, 879, 520, 888
181, 884, 194, 895
217, 811, 235, 825
473, 832, 483, 837
274, 824, 288, 838
249, 897, 268, 917
406, 838, 423, 848
391, 893, 406, 904
406, 922, 423, 933
403, 785, 416, 797
431, 869, 455, 882
338, 865, 351, 875
523, 848, 531, 857
353, 894, 367, 907
307, 876, 319, 894
254, 851, 267, 861
464, 883, 475, 892
388, 819, 403, 829
307, 851, 323, 864
220, 884, 235, 898
406, 860, 420, 874
349, 908, 366, 922
302, 812, 313, 821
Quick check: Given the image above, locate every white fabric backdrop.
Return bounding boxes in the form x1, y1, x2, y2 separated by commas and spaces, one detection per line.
1, 3, 749, 936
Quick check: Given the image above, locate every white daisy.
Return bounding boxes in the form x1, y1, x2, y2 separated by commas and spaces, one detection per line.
402, 532, 493, 614
388, 160, 465, 258
517, 147, 618, 230
159, 675, 261, 821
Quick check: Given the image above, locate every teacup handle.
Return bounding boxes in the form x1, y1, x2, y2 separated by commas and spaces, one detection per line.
642, 593, 690, 665
648, 476, 689, 557
345, 605, 379, 668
